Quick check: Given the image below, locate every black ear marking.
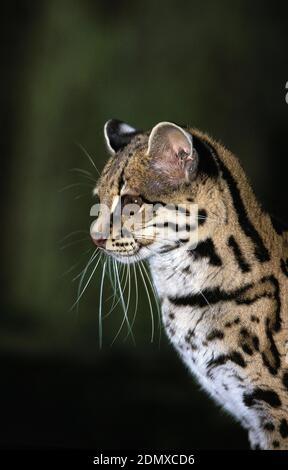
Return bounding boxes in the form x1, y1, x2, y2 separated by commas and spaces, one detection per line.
104, 119, 140, 154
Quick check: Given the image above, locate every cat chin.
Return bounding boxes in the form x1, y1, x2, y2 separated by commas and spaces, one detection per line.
107, 246, 153, 264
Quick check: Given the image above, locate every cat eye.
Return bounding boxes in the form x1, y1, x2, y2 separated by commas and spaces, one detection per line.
121, 194, 143, 208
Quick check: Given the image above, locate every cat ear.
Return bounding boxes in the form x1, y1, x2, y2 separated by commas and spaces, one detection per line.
104, 119, 139, 154
147, 122, 198, 184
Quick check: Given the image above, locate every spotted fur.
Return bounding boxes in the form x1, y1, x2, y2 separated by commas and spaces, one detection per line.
93, 120, 288, 450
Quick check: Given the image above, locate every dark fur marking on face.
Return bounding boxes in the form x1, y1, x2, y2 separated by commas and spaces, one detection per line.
227, 235, 251, 273
179, 238, 190, 244
190, 238, 222, 267
198, 209, 207, 226
243, 388, 281, 408
202, 140, 270, 263
153, 221, 196, 233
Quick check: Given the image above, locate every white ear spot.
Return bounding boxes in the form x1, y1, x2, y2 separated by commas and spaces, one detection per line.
119, 123, 137, 134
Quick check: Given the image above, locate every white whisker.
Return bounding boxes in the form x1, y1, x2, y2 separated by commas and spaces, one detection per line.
111, 262, 135, 345
71, 249, 101, 311
98, 259, 107, 348
75, 142, 101, 176
138, 260, 154, 343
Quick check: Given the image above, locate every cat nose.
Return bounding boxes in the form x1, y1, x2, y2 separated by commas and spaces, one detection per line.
91, 236, 107, 248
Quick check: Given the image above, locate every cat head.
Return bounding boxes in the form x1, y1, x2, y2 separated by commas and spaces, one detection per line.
90, 119, 223, 262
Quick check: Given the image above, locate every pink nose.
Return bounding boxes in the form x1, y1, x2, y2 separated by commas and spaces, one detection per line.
91, 236, 107, 248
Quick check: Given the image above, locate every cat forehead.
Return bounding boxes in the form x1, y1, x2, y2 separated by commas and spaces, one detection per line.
95, 135, 148, 195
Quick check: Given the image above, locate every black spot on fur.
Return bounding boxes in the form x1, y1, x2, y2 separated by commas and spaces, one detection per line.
198, 209, 207, 226
230, 351, 246, 367
272, 440, 280, 448
241, 344, 253, 356
179, 238, 189, 243
262, 353, 278, 376
250, 315, 260, 323
252, 336, 259, 351
279, 419, 288, 438
227, 235, 251, 273
184, 329, 194, 344
243, 388, 281, 408
207, 351, 246, 372
206, 329, 224, 341
264, 422, 275, 431
182, 265, 191, 274
240, 328, 249, 338
190, 238, 222, 266
283, 372, 288, 390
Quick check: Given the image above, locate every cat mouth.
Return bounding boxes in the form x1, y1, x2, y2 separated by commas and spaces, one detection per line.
92, 237, 140, 261
91, 235, 153, 262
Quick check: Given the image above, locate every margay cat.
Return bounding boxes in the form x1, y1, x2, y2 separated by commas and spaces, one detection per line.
91, 119, 288, 450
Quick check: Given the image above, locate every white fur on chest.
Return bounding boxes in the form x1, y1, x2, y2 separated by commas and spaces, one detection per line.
148, 250, 253, 427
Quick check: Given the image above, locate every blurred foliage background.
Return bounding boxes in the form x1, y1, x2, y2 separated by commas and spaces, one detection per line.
1, 0, 287, 449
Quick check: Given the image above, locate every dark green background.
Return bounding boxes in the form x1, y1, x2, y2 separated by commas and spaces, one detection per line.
1, 0, 287, 449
